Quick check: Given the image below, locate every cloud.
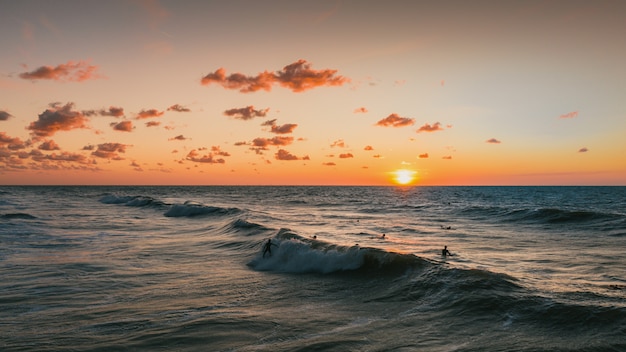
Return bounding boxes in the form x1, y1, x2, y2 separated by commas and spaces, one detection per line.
364, 145, 374, 151
578, 147, 588, 153
275, 149, 310, 161
38, 140, 61, 151
145, 121, 161, 127
376, 113, 415, 127
32, 151, 93, 164
19, 60, 102, 82
418, 153, 429, 158
27, 102, 90, 137
136, 109, 164, 119
354, 107, 368, 114
0, 110, 13, 121
443, 155, 453, 159
167, 104, 191, 112
168, 134, 188, 141
224, 106, 269, 120
339, 153, 354, 159
91, 142, 129, 160
486, 138, 501, 144
262, 119, 298, 134
185, 147, 228, 164
201, 59, 349, 93
560, 111, 578, 119
252, 136, 294, 148
0, 132, 28, 150
102, 106, 125, 117
112, 120, 133, 132
416, 122, 444, 133
81, 144, 95, 151
323, 162, 336, 166
330, 139, 346, 148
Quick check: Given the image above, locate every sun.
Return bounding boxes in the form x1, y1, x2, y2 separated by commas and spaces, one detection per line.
392, 169, 417, 185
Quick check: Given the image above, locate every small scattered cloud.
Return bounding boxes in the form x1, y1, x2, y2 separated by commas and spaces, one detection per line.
0, 132, 28, 150
145, 121, 161, 127
486, 138, 501, 144
330, 139, 346, 148
418, 153, 429, 159
19, 60, 102, 82
112, 120, 133, 132
27, 102, 90, 137
186, 146, 228, 164
224, 106, 269, 120
323, 162, 336, 166
201, 59, 349, 93
578, 147, 588, 153
376, 113, 415, 127
354, 107, 368, 114
560, 111, 578, 119
275, 149, 309, 161
91, 142, 129, 160
38, 140, 60, 151
0, 110, 13, 121
416, 122, 444, 133
167, 104, 191, 112
168, 134, 188, 141
443, 155, 453, 160
136, 109, 164, 119
262, 119, 298, 134
84, 106, 125, 118
364, 145, 374, 151
339, 153, 353, 159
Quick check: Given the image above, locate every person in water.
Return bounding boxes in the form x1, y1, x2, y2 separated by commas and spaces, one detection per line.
442, 245, 453, 256
263, 239, 277, 258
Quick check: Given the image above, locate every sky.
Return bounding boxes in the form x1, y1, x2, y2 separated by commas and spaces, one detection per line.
1, 0, 625, 186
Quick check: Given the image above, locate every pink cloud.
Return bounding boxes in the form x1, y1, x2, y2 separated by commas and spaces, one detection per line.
27, 102, 90, 137
201, 59, 349, 93
330, 139, 346, 148
136, 109, 164, 119
354, 107, 368, 114
416, 122, 444, 133
560, 111, 578, 119
224, 106, 269, 120
275, 149, 309, 161
112, 120, 133, 132
19, 60, 102, 82
376, 113, 415, 127
486, 138, 501, 144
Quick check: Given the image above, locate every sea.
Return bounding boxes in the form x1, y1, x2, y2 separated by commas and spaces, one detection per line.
1, 186, 625, 351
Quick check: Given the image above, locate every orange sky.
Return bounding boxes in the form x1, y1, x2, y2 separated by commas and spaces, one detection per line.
1, 1, 625, 185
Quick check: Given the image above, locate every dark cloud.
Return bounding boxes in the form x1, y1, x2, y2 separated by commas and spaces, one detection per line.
0, 110, 13, 121
262, 119, 298, 134
145, 121, 161, 127
578, 147, 588, 153
38, 140, 61, 151
0, 132, 28, 150
167, 104, 191, 112
168, 135, 188, 141
185, 147, 228, 164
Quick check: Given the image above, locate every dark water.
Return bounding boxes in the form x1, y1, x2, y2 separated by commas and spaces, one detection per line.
1, 186, 625, 351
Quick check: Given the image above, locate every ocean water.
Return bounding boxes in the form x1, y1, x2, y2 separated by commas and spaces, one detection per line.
1, 186, 625, 351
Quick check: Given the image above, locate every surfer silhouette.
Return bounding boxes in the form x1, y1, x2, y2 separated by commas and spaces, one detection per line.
262, 239, 277, 258
442, 245, 453, 257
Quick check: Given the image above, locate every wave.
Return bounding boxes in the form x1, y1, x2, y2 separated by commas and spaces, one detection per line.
99, 194, 166, 208
1, 212, 37, 220
164, 201, 241, 217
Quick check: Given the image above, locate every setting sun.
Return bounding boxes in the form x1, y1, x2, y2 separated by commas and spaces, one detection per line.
392, 169, 417, 185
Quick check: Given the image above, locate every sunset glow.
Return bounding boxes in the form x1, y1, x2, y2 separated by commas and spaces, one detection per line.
1, 1, 625, 185
393, 169, 417, 186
